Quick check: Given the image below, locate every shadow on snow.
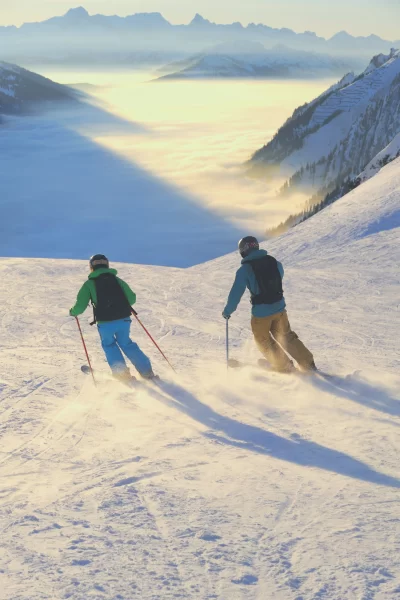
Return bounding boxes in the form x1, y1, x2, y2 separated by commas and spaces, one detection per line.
310, 373, 400, 417
153, 380, 400, 489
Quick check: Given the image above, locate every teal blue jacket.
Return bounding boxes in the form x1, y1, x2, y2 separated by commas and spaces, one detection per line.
223, 249, 286, 318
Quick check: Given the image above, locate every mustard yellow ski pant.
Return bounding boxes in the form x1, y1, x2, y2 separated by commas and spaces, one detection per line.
251, 310, 314, 372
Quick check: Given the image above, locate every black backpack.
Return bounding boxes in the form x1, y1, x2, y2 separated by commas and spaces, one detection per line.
247, 255, 284, 306
91, 273, 132, 323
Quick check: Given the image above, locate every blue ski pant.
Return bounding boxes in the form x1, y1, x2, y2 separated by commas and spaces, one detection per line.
97, 318, 152, 376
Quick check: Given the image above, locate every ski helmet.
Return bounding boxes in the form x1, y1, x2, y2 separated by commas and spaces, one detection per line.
89, 254, 109, 270
238, 236, 259, 258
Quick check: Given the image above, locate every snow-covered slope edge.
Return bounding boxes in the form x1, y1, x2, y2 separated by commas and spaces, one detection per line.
267, 133, 400, 236
0, 158, 399, 599
250, 49, 400, 197
0, 61, 76, 116
359, 131, 400, 182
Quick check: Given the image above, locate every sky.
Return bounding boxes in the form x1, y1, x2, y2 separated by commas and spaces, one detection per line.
1, 0, 399, 40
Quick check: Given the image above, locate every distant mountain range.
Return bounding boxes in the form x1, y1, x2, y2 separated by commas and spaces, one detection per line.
0, 62, 76, 117
0, 7, 397, 68
157, 41, 360, 80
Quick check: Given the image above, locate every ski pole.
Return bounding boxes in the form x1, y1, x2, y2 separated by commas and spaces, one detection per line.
131, 309, 176, 373
75, 316, 96, 386
226, 318, 230, 370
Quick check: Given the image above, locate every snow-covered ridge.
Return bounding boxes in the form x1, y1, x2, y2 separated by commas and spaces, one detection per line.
0, 62, 76, 115
363, 47, 399, 74
157, 42, 354, 80
250, 49, 400, 195
310, 48, 400, 127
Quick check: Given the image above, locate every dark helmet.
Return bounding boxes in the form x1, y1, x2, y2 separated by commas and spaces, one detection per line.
89, 254, 109, 270
238, 236, 259, 258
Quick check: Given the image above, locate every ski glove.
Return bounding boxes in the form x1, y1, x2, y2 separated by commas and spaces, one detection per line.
222, 311, 230, 320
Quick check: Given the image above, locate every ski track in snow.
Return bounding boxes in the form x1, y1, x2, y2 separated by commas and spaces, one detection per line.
0, 161, 400, 599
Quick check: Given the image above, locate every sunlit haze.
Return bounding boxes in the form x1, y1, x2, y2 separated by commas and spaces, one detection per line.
1, 0, 399, 39
37, 69, 333, 234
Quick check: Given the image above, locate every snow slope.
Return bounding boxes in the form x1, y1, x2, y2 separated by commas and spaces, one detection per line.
0, 157, 399, 599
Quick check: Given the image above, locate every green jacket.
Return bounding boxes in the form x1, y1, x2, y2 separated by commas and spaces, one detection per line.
70, 268, 136, 319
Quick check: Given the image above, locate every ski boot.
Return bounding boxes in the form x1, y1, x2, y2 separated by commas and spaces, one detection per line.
113, 369, 137, 387
141, 370, 160, 382
301, 361, 318, 374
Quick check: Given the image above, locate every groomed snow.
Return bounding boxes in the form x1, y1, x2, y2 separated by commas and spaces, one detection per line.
0, 156, 399, 599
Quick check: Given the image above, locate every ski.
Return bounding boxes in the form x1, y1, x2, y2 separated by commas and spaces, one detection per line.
228, 358, 267, 369
228, 359, 338, 379
80, 365, 139, 388
80, 365, 160, 387
228, 358, 293, 373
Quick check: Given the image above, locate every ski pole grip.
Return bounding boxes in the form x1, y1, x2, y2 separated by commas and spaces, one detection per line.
131, 308, 138, 316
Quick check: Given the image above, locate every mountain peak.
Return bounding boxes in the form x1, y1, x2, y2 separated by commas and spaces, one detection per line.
190, 14, 211, 26
210, 40, 266, 55
330, 30, 352, 41
125, 12, 170, 26
366, 34, 385, 42
64, 7, 89, 19
364, 47, 400, 74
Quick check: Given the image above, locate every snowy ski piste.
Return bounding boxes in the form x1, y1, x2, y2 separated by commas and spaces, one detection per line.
0, 156, 399, 599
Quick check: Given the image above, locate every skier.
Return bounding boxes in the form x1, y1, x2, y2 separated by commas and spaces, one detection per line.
70, 254, 156, 382
222, 237, 316, 373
